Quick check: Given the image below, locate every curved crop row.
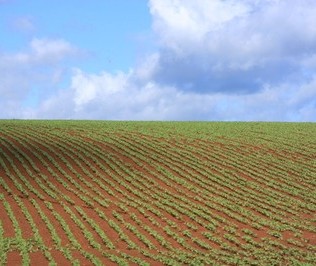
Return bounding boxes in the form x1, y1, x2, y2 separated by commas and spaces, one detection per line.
0, 120, 315, 265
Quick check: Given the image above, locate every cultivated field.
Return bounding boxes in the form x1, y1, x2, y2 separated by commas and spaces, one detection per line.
0, 120, 315, 265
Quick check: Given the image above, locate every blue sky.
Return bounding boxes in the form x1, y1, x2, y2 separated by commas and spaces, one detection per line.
0, 1, 152, 72
1, 0, 316, 121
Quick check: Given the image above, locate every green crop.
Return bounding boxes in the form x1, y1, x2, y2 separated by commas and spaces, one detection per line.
0, 120, 315, 265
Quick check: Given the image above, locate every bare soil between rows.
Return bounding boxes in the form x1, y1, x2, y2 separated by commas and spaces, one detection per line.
0, 126, 315, 265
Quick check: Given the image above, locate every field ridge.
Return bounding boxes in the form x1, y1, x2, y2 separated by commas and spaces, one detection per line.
0, 120, 315, 265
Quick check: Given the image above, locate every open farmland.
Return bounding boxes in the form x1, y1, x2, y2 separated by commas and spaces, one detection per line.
0, 120, 315, 265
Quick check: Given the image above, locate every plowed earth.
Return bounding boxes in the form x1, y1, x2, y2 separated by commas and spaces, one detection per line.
0, 121, 315, 265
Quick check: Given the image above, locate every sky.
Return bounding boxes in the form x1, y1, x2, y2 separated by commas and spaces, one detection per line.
1, 0, 316, 121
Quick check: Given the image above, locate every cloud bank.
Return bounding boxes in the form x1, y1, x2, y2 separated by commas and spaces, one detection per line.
149, 0, 316, 94
2, 0, 316, 121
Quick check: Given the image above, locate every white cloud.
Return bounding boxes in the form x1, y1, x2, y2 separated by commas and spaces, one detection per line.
23, 67, 315, 121
72, 69, 129, 107
2, 1, 316, 121
149, 0, 249, 54
1, 38, 79, 66
149, 0, 316, 58
148, 0, 316, 95
134, 53, 160, 81
0, 38, 80, 118
30, 38, 78, 63
11, 16, 36, 33
28, 69, 215, 120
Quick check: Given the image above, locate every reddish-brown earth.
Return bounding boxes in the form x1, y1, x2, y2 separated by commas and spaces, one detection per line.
0, 121, 315, 265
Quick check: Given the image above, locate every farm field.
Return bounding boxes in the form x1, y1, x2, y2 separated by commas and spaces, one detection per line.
0, 120, 315, 265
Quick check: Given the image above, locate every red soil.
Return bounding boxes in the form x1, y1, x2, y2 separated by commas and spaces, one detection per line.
6, 251, 21, 266
1, 127, 315, 265
0, 199, 15, 238
29, 251, 47, 265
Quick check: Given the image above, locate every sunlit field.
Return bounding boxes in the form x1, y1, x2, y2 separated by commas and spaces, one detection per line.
0, 120, 315, 265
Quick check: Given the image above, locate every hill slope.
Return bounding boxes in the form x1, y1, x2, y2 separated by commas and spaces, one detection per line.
0, 121, 315, 265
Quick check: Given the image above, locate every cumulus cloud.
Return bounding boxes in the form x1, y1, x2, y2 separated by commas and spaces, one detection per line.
26, 67, 315, 121
2, 0, 316, 121
72, 69, 129, 107
1, 38, 79, 69
149, 0, 249, 53
32, 69, 218, 120
55, 0, 315, 121
0, 38, 80, 118
148, 0, 316, 94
